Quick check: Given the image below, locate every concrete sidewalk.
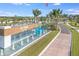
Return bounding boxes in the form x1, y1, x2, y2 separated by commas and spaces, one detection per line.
39, 24, 71, 56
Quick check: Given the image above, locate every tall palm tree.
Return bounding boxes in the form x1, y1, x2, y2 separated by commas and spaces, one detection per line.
32, 9, 41, 23
52, 9, 62, 27
46, 11, 53, 23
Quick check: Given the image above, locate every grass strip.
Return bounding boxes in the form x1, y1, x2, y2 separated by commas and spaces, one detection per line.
64, 24, 79, 56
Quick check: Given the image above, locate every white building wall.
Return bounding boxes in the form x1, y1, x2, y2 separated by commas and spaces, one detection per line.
0, 35, 11, 48
0, 26, 11, 48
4, 35, 11, 48
0, 26, 11, 29
0, 36, 4, 48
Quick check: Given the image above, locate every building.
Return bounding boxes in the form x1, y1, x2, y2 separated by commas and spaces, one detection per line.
0, 22, 48, 56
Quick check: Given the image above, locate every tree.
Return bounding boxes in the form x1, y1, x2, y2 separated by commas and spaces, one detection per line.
46, 11, 53, 23
68, 15, 76, 25
0, 18, 6, 25
32, 9, 41, 22
51, 9, 62, 27
62, 14, 68, 23
76, 17, 79, 23
74, 15, 79, 26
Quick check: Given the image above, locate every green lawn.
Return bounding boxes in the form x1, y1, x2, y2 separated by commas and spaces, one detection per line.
68, 21, 79, 29
64, 24, 79, 56
17, 30, 59, 56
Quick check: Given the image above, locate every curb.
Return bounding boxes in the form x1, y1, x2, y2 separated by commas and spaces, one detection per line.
38, 26, 61, 56
65, 23, 72, 56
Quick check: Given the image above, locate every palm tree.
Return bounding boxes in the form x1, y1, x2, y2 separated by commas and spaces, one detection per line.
32, 9, 41, 23
50, 9, 62, 27
53, 9, 62, 20
46, 11, 53, 23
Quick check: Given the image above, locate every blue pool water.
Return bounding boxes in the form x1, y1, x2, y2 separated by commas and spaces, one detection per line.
35, 27, 44, 36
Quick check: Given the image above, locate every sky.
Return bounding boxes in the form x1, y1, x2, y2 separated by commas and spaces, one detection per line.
0, 3, 79, 16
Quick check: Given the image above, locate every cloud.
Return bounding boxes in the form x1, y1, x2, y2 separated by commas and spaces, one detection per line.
12, 3, 31, 6
65, 9, 79, 15
69, 12, 79, 15
38, 9, 51, 16
66, 9, 74, 11
25, 3, 31, 5
12, 3, 23, 5
53, 3, 61, 5
0, 11, 19, 16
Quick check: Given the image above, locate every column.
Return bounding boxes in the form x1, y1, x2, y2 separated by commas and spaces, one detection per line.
42, 29, 43, 34
21, 40, 23, 46
44, 30, 46, 34
19, 32, 23, 46
0, 49, 4, 56
19, 31, 22, 39
12, 43, 15, 50
11, 35, 16, 50
27, 37, 29, 43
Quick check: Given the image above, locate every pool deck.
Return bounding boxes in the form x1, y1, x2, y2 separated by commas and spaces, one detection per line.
39, 24, 71, 56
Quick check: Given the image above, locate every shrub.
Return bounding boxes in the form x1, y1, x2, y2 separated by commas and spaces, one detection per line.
49, 24, 57, 31
41, 23, 57, 31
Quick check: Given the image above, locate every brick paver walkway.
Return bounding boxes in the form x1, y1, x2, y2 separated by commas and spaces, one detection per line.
40, 24, 71, 56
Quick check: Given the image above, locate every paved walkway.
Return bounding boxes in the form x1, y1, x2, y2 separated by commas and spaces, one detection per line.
40, 24, 71, 56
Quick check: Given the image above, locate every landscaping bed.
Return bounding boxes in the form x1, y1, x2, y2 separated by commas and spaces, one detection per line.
68, 21, 79, 29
